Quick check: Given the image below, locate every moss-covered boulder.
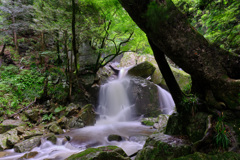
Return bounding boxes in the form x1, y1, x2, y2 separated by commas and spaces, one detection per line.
48, 122, 64, 134
0, 120, 26, 134
128, 61, 156, 78
107, 135, 123, 142
175, 152, 240, 160
141, 115, 169, 133
120, 52, 191, 90
14, 136, 41, 153
135, 134, 192, 160
66, 103, 81, 116
128, 76, 161, 117
0, 128, 20, 150
24, 109, 39, 123
66, 146, 130, 160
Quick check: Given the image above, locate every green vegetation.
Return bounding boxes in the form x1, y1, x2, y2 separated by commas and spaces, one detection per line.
215, 113, 229, 149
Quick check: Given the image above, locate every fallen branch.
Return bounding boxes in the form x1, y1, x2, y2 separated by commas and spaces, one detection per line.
10, 97, 37, 118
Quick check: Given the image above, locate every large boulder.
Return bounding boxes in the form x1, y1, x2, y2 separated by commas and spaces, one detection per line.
66, 146, 130, 160
14, 136, 41, 153
128, 76, 161, 117
0, 128, 20, 150
135, 134, 192, 160
128, 61, 156, 78
120, 52, 191, 90
0, 120, 26, 134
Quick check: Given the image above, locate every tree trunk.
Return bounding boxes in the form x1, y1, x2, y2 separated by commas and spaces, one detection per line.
11, 0, 18, 52
0, 44, 6, 56
118, 0, 240, 110
55, 30, 62, 64
41, 31, 45, 51
148, 38, 184, 112
72, 0, 78, 74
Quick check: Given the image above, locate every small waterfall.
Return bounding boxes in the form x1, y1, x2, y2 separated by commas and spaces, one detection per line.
97, 68, 132, 122
157, 86, 175, 115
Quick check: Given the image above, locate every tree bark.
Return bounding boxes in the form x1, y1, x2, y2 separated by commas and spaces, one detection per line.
148, 38, 184, 112
118, 0, 240, 110
11, 0, 18, 52
72, 0, 78, 74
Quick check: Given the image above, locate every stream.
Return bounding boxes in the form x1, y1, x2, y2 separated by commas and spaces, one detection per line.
0, 68, 175, 160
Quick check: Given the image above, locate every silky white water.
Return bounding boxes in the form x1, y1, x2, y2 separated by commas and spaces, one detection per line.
0, 67, 175, 160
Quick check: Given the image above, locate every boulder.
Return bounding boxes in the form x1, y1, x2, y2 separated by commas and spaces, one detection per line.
175, 152, 240, 160
128, 76, 161, 117
136, 134, 192, 160
107, 135, 123, 142
66, 146, 130, 160
0, 120, 26, 134
48, 123, 64, 134
18, 151, 38, 160
78, 104, 96, 126
120, 52, 191, 90
21, 129, 44, 140
141, 115, 169, 133
14, 136, 41, 153
67, 117, 84, 129
46, 134, 57, 144
128, 61, 156, 78
0, 128, 20, 150
66, 103, 81, 116
24, 109, 39, 122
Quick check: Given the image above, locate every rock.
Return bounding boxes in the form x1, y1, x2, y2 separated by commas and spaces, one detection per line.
48, 123, 64, 134
46, 134, 57, 144
66, 146, 130, 160
24, 109, 39, 122
108, 135, 123, 142
128, 61, 156, 78
21, 129, 44, 140
57, 116, 69, 129
66, 103, 81, 116
18, 151, 38, 160
14, 136, 41, 153
80, 73, 95, 88
141, 115, 169, 133
96, 63, 116, 84
186, 112, 209, 142
175, 152, 240, 160
67, 117, 84, 129
0, 128, 20, 150
0, 120, 26, 134
165, 113, 186, 136
120, 52, 191, 90
78, 104, 96, 126
136, 134, 192, 160
0, 151, 10, 158
128, 76, 161, 117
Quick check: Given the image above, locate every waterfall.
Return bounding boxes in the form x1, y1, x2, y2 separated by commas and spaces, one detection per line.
97, 68, 132, 122
157, 86, 175, 115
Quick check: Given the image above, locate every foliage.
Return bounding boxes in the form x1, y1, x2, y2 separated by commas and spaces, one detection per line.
214, 113, 229, 149
54, 106, 66, 113
0, 65, 44, 115
180, 94, 198, 115
172, 0, 240, 54
42, 113, 54, 121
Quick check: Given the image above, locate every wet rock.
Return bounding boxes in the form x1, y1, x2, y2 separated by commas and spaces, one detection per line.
0, 151, 10, 158
128, 61, 156, 78
66, 146, 130, 160
24, 109, 39, 122
141, 117, 158, 126
141, 115, 169, 133
108, 135, 123, 142
46, 134, 57, 144
0, 120, 26, 134
14, 136, 41, 153
128, 76, 161, 117
57, 116, 69, 129
96, 63, 116, 84
136, 134, 192, 160
18, 151, 38, 160
48, 123, 64, 134
175, 152, 240, 160
78, 104, 96, 126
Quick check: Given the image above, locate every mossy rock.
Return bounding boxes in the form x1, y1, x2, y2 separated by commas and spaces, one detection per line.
107, 135, 123, 142
128, 61, 156, 78
141, 117, 158, 126
136, 133, 192, 160
78, 104, 96, 126
175, 152, 240, 160
14, 136, 41, 153
0, 128, 20, 150
0, 120, 26, 134
66, 146, 130, 160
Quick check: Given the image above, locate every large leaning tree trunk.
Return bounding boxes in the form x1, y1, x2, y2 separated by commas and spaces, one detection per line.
118, 0, 240, 111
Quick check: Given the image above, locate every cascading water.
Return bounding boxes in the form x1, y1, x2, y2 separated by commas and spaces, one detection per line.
0, 67, 176, 160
